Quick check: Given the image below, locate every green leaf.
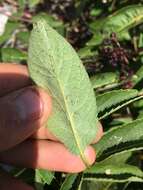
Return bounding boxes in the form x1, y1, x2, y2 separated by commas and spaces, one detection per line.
35, 169, 54, 185
1, 48, 27, 63
94, 118, 143, 161
28, 0, 41, 7
97, 89, 138, 113
0, 21, 19, 44
81, 180, 114, 190
91, 5, 143, 35
88, 5, 143, 46
90, 8, 102, 17
16, 31, 30, 44
86, 33, 103, 47
78, 47, 96, 59
132, 65, 143, 86
99, 95, 143, 120
28, 20, 98, 164
84, 163, 143, 183
60, 174, 78, 190
99, 151, 132, 166
32, 13, 65, 35
18, 0, 26, 9
90, 72, 117, 89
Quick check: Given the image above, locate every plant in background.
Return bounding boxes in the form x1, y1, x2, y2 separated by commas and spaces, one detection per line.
26, 18, 143, 190
1, 1, 143, 190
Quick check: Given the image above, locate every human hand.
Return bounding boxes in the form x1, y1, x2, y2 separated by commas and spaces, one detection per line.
0, 63, 103, 190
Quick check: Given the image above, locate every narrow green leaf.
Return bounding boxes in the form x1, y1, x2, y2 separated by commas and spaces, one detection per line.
94, 118, 143, 161
84, 163, 143, 183
88, 5, 143, 46
28, 20, 98, 164
84, 176, 143, 183
81, 180, 114, 190
99, 152, 132, 166
86, 33, 103, 46
99, 95, 143, 119
1, 48, 27, 63
35, 169, 54, 185
97, 89, 138, 113
0, 21, 19, 44
16, 31, 30, 44
91, 5, 143, 35
90, 72, 117, 89
60, 174, 78, 190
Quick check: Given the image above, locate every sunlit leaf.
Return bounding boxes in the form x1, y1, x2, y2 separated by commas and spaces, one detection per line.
28, 20, 98, 164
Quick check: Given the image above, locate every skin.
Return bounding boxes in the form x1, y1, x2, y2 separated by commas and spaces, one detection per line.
0, 63, 103, 190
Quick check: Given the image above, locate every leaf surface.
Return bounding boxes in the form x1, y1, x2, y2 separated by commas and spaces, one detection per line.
99, 95, 143, 120
35, 169, 54, 185
1, 48, 27, 63
90, 72, 117, 89
97, 89, 138, 113
84, 163, 143, 183
28, 20, 98, 163
88, 5, 143, 46
94, 119, 143, 161
60, 174, 78, 190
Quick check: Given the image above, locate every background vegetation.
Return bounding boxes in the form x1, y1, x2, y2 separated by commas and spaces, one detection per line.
1, 0, 143, 189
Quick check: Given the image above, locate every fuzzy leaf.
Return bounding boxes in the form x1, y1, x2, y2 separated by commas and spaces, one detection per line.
97, 89, 138, 113
33, 13, 65, 35
28, 20, 98, 163
94, 119, 143, 161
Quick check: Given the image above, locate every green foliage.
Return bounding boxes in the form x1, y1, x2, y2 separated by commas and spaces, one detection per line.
32, 13, 65, 35
28, 20, 98, 164
1, 48, 27, 62
94, 118, 143, 160
97, 89, 138, 113
0, 21, 19, 45
88, 5, 143, 46
35, 169, 54, 185
90, 72, 117, 89
1, 1, 143, 189
85, 163, 143, 182
60, 174, 78, 190
16, 31, 30, 44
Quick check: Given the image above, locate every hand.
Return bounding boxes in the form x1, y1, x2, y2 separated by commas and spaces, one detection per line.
0, 63, 103, 190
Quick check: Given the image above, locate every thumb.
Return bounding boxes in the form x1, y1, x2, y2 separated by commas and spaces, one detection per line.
0, 86, 51, 152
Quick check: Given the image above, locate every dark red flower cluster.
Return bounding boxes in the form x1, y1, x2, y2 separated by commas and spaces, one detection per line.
100, 33, 134, 88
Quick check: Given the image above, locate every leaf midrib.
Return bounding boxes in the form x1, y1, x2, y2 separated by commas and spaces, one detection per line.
44, 25, 88, 164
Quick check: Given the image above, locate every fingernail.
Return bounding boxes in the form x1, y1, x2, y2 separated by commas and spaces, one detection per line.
14, 87, 43, 122
84, 146, 96, 166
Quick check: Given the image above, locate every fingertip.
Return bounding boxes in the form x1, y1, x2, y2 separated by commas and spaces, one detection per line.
84, 146, 96, 166
69, 146, 96, 173
92, 122, 103, 144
